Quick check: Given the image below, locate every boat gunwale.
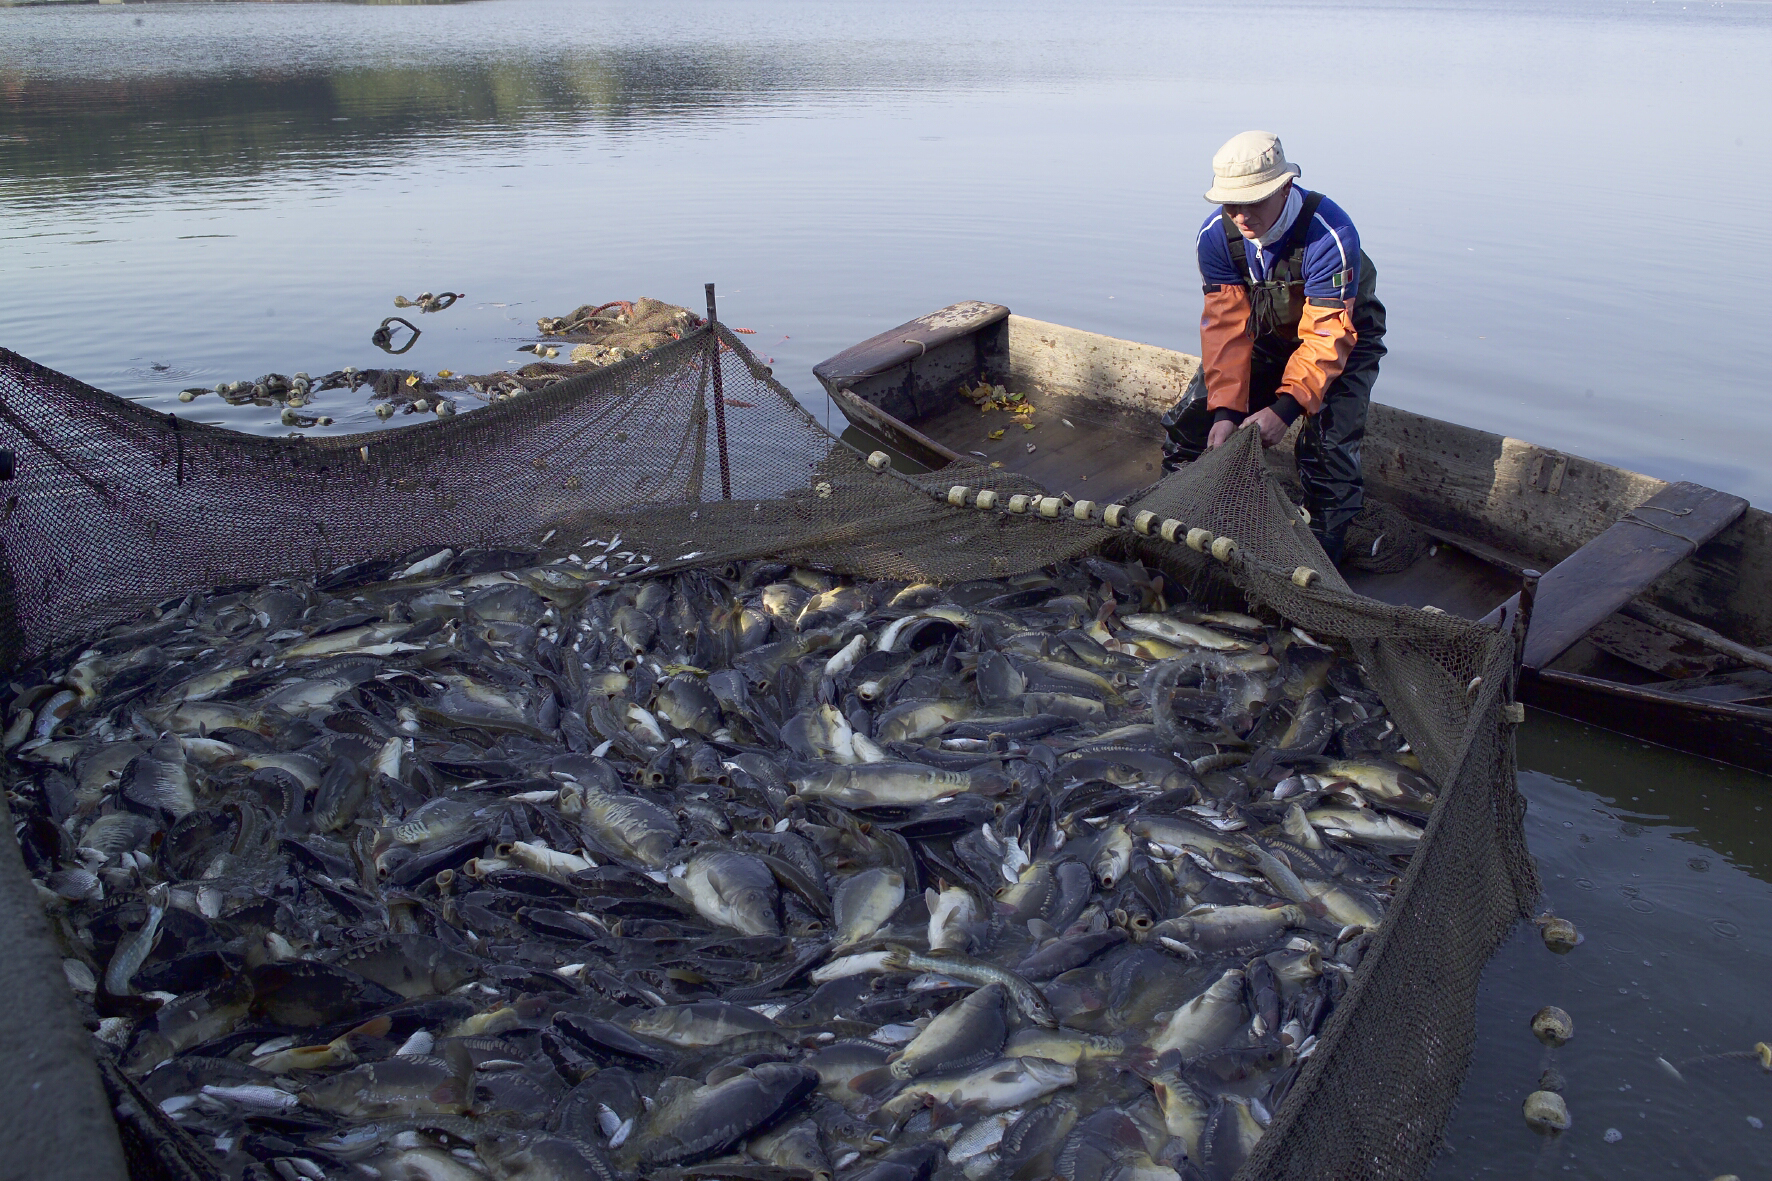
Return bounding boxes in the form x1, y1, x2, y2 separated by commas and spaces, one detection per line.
818, 302, 1769, 633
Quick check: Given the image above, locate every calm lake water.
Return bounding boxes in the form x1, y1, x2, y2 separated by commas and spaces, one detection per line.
4, 0, 1770, 1174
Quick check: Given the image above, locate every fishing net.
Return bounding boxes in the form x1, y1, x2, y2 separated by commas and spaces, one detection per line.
538, 296, 701, 354
0, 326, 1536, 1181
1342, 499, 1435, 575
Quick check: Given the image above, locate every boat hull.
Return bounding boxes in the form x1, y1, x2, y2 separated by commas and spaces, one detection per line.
1527, 668, 1772, 772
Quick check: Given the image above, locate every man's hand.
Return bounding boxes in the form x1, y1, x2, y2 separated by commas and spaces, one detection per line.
1246, 406, 1290, 448
1206, 419, 1237, 450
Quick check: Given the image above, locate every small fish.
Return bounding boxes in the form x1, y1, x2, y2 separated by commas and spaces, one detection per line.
629, 1062, 818, 1167
300, 1048, 474, 1118
104, 883, 168, 996
669, 849, 782, 936
1122, 614, 1251, 652
882, 946, 1056, 1029
927, 884, 982, 953
790, 761, 976, 807
1306, 806, 1424, 847
398, 548, 454, 579
885, 983, 1008, 1081
628, 1001, 783, 1048
831, 867, 905, 949
879, 1056, 1077, 1125
120, 735, 196, 818
1148, 968, 1247, 1059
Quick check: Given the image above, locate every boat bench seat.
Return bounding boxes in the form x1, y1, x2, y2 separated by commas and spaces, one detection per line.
1520, 481, 1749, 671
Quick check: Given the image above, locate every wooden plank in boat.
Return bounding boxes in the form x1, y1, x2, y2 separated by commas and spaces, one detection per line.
813, 302, 1010, 426
1361, 404, 1772, 653
1521, 481, 1749, 671
1361, 404, 1670, 570
1582, 613, 1735, 679
813, 302, 1009, 384
827, 385, 964, 469
1639, 668, 1772, 705
1645, 509, 1772, 650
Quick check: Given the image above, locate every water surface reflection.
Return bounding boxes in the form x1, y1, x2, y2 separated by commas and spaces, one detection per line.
4, 0, 1770, 505
6, 54, 810, 194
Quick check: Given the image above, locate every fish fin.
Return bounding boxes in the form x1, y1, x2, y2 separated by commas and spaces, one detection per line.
1121, 1044, 1160, 1079
440, 1036, 475, 1086
925, 1100, 965, 1130
1244, 749, 1279, 780
347, 1015, 393, 1040
847, 1067, 900, 1098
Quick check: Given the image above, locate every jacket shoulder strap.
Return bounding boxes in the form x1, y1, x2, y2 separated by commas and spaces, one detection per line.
1219, 210, 1252, 284
1283, 191, 1326, 269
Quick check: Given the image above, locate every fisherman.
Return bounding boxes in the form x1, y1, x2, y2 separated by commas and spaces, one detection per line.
1161, 131, 1387, 568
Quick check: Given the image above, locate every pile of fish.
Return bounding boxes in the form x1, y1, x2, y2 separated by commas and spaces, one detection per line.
5, 546, 1434, 1181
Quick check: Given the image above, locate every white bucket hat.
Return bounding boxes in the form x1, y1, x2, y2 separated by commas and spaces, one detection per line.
1204, 130, 1301, 204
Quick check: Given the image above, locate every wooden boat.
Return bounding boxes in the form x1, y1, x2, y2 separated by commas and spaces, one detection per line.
815, 302, 1772, 775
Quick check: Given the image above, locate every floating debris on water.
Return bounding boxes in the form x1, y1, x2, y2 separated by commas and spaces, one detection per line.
6, 551, 1433, 1179
170, 298, 701, 429
393, 291, 465, 314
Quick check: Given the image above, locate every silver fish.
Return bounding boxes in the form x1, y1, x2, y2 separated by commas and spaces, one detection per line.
669, 848, 781, 936
831, 867, 905, 948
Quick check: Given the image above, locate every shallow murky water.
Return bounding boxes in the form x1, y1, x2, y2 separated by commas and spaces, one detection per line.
3, 0, 1770, 1172
1435, 709, 1772, 1180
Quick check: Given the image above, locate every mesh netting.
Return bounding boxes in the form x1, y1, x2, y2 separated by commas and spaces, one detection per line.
1344, 498, 1435, 575
0, 327, 1536, 1181
0, 328, 1103, 672
98, 1056, 220, 1181
1131, 440, 1538, 1179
